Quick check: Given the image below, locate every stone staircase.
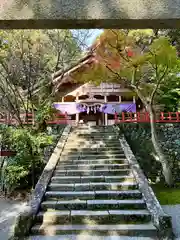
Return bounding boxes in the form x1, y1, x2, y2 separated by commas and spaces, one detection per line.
28, 125, 159, 239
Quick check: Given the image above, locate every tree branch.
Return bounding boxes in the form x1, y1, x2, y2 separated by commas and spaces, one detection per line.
150, 66, 169, 104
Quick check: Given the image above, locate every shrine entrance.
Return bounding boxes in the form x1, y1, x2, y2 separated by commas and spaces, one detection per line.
78, 102, 105, 126
79, 111, 104, 126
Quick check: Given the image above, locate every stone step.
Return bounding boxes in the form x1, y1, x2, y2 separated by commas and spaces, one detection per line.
34, 209, 151, 227
72, 128, 112, 130
71, 133, 117, 136
55, 163, 129, 171
87, 199, 145, 210
31, 222, 156, 236
41, 199, 146, 211
66, 141, 121, 146
65, 142, 121, 146
29, 235, 156, 240
59, 157, 126, 162
27, 126, 158, 239
74, 133, 116, 136
51, 176, 82, 184
58, 159, 127, 165
60, 154, 126, 160
54, 169, 131, 176
61, 150, 124, 155
72, 130, 114, 133
48, 182, 137, 191
51, 175, 134, 184
65, 142, 121, 148
67, 135, 117, 138
74, 137, 118, 140
67, 138, 119, 142
45, 190, 142, 201
73, 130, 114, 132
63, 146, 122, 150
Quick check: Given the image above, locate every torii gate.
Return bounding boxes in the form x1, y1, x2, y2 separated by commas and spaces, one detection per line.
0, 0, 179, 29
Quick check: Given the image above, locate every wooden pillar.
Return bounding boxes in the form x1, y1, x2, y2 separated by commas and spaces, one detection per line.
76, 96, 79, 124
62, 96, 64, 102
133, 95, 136, 121
104, 95, 108, 126
133, 95, 136, 103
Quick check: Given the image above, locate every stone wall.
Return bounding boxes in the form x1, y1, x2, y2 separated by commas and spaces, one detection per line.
117, 123, 180, 183
113, 126, 173, 239
43, 125, 66, 162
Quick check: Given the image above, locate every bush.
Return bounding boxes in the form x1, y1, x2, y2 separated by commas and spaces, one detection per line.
0, 126, 53, 194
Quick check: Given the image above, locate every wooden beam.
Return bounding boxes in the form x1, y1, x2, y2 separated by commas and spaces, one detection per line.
0, 1, 180, 29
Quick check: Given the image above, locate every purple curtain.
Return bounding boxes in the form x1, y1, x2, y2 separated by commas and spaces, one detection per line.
53, 102, 136, 115
100, 103, 136, 114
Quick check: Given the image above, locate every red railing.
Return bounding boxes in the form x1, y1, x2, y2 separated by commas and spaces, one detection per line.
0, 112, 68, 125
115, 112, 180, 123
1, 111, 180, 126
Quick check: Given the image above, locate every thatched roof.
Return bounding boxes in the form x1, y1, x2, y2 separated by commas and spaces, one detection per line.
52, 52, 96, 92
22, 51, 96, 96
52, 43, 100, 92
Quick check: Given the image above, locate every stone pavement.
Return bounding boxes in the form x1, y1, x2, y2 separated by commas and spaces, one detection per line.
0, 198, 27, 240
162, 205, 180, 239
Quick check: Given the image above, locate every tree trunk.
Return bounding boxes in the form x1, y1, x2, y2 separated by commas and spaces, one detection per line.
148, 105, 173, 186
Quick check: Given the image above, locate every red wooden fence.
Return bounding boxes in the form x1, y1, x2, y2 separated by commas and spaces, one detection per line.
1, 111, 180, 125
0, 112, 68, 125
115, 112, 180, 123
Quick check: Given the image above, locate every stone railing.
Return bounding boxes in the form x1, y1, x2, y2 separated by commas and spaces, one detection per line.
113, 125, 173, 240
9, 125, 71, 239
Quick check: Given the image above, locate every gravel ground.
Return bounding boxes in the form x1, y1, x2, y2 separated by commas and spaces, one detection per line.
162, 205, 180, 238
0, 198, 27, 240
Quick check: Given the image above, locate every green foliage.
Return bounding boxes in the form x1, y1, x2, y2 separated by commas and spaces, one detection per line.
128, 29, 154, 46
35, 102, 56, 123
0, 29, 82, 125
8, 127, 52, 154
0, 126, 53, 193
76, 30, 180, 113
4, 165, 29, 192
158, 75, 180, 111
148, 37, 178, 70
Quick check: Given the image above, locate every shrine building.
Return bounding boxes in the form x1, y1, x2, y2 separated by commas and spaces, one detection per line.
52, 51, 144, 126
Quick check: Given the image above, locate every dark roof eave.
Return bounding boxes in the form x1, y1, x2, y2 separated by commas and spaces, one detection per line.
52, 52, 94, 79
52, 55, 95, 85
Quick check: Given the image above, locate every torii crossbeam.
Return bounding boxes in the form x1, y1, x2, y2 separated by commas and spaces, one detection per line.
0, 0, 180, 29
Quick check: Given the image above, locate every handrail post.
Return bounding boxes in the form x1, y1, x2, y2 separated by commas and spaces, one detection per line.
160, 112, 164, 122
114, 111, 118, 124
122, 112, 125, 122
137, 112, 140, 122
176, 112, 180, 122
